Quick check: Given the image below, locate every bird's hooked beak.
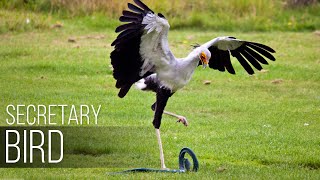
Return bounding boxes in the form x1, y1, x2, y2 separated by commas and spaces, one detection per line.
200, 52, 208, 68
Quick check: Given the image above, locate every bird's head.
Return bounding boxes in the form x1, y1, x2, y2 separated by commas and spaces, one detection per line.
198, 48, 211, 68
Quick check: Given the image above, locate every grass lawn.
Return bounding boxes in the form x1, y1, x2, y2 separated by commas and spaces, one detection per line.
0, 24, 319, 179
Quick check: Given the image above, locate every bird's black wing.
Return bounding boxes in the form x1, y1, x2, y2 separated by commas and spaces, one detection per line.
110, 0, 156, 98
201, 37, 276, 75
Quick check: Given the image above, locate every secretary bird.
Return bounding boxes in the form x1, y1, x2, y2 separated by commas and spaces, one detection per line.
110, 0, 276, 169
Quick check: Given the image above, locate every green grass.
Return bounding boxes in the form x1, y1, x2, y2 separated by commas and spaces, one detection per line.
0, 0, 320, 32
0, 13, 320, 179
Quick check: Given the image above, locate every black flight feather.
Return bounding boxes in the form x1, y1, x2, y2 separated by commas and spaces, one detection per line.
239, 48, 263, 70
118, 29, 138, 39
119, 16, 139, 23
128, 3, 145, 14
111, 29, 136, 46
207, 47, 236, 74
122, 10, 142, 19
247, 42, 276, 53
112, 30, 143, 48
246, 43, 276, 61
158, 13, 166, 19
134, 0, 153, 13
118, 84, 133, 98
216, 51, 226, 72
220, 50, 236, 74
244, 47, 269, 65
208, 47, 225, 72
115, 22, 139, 33
231, 51, 255, 75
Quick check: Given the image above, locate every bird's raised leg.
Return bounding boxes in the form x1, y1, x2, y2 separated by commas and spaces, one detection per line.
153, 87, 172, 169
151, 104, 188, 126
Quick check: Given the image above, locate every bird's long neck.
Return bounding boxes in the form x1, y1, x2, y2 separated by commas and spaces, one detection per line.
183, 50, 200, 70
173, 51, 200, 86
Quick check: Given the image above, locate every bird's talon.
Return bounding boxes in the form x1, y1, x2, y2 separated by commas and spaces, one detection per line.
177, 116, 188, 126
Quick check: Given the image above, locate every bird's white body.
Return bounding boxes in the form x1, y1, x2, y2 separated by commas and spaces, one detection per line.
139, 41, 202, 91
156, 59, 198, 91
139, 13, 211, 92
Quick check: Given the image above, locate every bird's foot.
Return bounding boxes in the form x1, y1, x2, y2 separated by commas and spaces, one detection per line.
160, 164, 169, 170
177, 116, 188, 126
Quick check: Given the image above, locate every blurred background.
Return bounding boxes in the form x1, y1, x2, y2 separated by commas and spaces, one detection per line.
0, 0, 319, 33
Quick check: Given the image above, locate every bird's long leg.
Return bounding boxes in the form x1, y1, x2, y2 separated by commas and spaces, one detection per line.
153, 87, 172, 169
155, 128, 166, 169
163, 111, 188, 126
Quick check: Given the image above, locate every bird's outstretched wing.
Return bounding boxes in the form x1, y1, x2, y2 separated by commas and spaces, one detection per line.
111, 0, 174, 98
201, 37, 276, 74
